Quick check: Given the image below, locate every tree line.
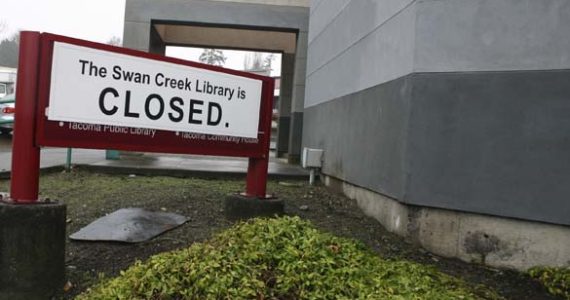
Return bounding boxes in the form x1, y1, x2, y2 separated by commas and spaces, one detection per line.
0, 33, 19, 68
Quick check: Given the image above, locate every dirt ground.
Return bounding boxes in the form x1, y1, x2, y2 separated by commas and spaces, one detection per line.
0, 169, 560, 299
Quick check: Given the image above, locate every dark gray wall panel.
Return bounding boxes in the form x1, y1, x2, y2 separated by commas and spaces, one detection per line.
406, 71, 570, 225
303, 77, 412, 199
277, 116, 290, 157
288, 112, 304, 163
303, 70, 570, 225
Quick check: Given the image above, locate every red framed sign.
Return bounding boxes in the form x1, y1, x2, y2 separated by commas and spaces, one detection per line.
36, 33, 274, 157
9, 32, 274, 203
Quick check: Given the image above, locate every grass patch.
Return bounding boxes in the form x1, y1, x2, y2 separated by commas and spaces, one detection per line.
528, 267, 570, 300
77, 216, 501, 300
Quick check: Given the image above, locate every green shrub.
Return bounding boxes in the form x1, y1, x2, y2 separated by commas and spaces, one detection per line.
528, 266, 570, 300
77, 216, 501, 300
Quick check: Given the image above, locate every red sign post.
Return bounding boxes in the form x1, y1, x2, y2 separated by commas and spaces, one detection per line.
10, 31, 41, 203
10, 31, 275, 203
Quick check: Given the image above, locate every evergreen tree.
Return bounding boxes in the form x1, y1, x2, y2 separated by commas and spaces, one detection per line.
0, 33, 19, 68
199, 49, 226, 66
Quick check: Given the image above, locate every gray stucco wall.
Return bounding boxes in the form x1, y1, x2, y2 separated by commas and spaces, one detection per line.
414, 0, 570, 72
305, 0, 570, 108
305, 0, 416, 107
303, 0, 570, 225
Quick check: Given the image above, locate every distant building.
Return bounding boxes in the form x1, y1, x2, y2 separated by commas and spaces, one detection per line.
0, 67, 17, 97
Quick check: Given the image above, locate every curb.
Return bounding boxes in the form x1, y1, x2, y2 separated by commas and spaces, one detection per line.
0, 164, 308, 181
0, 165, 65, 180
79, 164, 308, 181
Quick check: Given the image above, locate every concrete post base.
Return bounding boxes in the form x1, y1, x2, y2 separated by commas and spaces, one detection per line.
0, 201, 66, 300
224, 194, 284, 220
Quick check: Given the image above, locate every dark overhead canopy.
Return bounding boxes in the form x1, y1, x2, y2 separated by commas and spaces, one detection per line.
153, 23, 297, 53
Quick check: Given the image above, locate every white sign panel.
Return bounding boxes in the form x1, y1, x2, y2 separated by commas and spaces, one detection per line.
48, 42, 263, 138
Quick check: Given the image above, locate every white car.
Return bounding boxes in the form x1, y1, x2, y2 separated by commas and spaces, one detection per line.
0, 93, 15, 135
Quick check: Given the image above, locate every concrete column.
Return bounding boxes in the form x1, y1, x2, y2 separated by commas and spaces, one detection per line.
288, 31, 308, 164
149, 24, 166, 55
276, 53, 295, 157
123, 21, 152, 52
0, 202, 66, 299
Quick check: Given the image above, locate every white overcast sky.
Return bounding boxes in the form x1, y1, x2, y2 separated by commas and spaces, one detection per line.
0, 0, 280, 75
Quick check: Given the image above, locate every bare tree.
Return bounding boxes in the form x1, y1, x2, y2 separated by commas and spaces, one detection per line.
106, 36, 122, 46
263, 54, 275, 71
199, 49, 226, 66
0, 20, 7, 35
